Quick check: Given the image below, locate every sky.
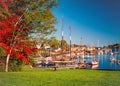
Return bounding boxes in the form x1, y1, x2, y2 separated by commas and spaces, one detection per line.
52, 0, 120, 47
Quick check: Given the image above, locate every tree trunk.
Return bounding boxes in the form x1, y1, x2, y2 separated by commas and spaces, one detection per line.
5, 54, 10, 72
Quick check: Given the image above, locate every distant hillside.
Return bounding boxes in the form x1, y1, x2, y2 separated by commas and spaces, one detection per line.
107, 43, 120, 48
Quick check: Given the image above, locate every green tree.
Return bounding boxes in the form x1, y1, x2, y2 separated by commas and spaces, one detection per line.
9, 0, 57, 41
47, 37, 60, 49
0, 47, 6, 72
0, 47, 6, 57
61, 40, 68, 51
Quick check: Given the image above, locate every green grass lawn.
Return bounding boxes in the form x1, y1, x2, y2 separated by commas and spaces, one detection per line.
0, 67, 120, 86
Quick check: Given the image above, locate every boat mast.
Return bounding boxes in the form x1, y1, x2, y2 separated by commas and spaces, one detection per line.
97, 40, 99, 48
69, 26, 72, 60
80, 37, 82, 46
80, 36, 83, 47
61, 16, 64, 58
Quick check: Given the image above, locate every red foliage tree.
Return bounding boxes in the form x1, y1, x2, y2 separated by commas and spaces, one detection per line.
0, 0, 36, 72
0, 0, 12, 9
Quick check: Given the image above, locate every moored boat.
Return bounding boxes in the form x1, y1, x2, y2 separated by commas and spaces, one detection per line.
91, 60, 99, 69
110, 57, 116, 62
117, 60, 120, 65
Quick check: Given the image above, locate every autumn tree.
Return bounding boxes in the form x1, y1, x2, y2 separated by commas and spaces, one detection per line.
0, 0, 57, 72
0, 0, 33, 72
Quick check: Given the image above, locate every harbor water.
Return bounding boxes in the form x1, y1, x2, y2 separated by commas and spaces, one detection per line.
77, 48, 120, 70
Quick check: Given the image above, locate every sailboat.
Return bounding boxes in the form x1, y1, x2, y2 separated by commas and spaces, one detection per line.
91, 59, 99, 69
91, 52, 99, 69
117, 60, 120, 65
110, 51, 116, 62
110, 57, 116, 62
114, 49, 118, 55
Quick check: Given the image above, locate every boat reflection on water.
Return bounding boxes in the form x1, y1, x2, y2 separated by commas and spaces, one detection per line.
76, 51, 120, 70
97, 51, 120, 70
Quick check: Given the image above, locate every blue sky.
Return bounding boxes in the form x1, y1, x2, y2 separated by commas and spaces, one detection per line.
52, 0, 120, 47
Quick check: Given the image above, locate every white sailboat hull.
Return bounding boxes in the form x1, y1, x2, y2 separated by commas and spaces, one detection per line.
91, 61, 99, 69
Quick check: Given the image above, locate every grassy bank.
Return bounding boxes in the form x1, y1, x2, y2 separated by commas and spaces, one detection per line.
0, 67, 120, 86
